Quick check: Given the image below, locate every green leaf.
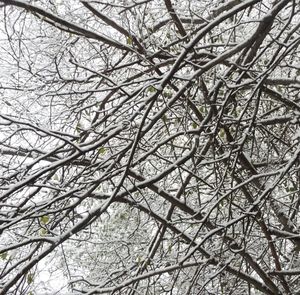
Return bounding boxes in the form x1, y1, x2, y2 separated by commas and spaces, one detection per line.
162, 114, 168, 123
40, 228, 48, 236
119, 213, 127, 220
126, 37, 133, 45
232, 108, 239, 118
286, 186, 296, 192
41, 215, 49, 224
27, 273, 34, 284
148, 86, 156, 93
219, 128, 225, 139
76, 122, 82, 132
192, 122, 198, 129
219, 199, 225, 207
163, 91, 172, 98
98, 147, 106, 155
136, 255, 142, 265
199, 106, 206, 113
0, 252, 8, 260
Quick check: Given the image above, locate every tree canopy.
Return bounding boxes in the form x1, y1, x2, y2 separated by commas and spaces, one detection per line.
0, 0, 300, 294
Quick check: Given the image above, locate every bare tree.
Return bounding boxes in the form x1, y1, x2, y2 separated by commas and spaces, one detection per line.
0, 0, 300, 294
